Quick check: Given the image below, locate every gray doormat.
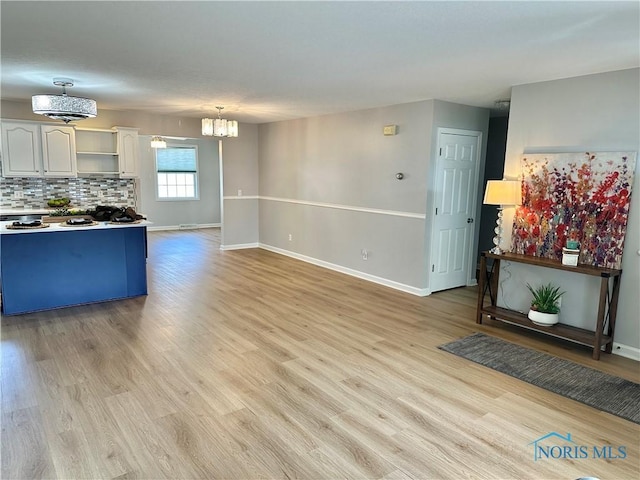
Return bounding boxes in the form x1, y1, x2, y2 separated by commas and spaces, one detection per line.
438, 332, 640, 424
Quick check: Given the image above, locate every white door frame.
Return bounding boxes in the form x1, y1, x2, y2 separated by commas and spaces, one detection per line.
426, 127, 483, 293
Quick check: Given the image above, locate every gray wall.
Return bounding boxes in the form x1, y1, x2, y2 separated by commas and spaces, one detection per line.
138, 136, 220, 229
501, 68, 640, 353
220, 124, 259, 247
257, 99, 489, 292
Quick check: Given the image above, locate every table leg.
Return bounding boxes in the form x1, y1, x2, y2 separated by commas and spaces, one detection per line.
593, 276, 609, 360
489, 259, 500, 308
476, 255, 487, 324
605, 274, 622, 354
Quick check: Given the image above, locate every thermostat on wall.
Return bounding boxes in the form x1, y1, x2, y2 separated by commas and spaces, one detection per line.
383, 124, 398, 136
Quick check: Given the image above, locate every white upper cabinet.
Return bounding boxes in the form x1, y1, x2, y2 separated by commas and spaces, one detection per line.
75, 128, 119, 175
41, 125, 77, 177
1, 120, 139, 178
1, 121, 43, 177
116, 127, 139, 178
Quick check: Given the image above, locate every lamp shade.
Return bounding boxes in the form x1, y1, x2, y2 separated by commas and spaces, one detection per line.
213, 118, 227, 137
226, 120, 238, 138
202, 118, 214, 136
32, 78, 97, 123
483, 180, 521, 206
32, 95, 97, 123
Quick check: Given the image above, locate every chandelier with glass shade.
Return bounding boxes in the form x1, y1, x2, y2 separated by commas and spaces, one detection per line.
150, 136, 167, 149
202, 106, 238, 138
32, 78, 97, 123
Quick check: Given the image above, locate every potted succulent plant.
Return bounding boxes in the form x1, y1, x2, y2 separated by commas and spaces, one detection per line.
526, 282, 565, 326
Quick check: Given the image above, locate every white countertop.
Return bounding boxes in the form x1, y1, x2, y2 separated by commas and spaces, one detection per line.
1, 207, 113, 216
0, 208, 51, 215
1, 220, 151, 234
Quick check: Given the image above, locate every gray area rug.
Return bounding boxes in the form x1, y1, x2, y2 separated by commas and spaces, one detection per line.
438, 332, 640, 424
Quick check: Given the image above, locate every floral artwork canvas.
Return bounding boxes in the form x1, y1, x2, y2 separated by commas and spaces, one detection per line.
511, 152, 636, 269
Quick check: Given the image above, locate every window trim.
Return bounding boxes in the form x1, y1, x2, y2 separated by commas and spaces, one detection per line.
155, 143, 200, 201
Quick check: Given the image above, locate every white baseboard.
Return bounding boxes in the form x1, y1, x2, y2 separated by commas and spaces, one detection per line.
147, 223, 220, 232
259, 243, 429, 297
220, 242, 259, 251
612, 342, 640, 361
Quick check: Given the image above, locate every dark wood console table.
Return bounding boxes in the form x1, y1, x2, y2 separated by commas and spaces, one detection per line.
476, 251, 622, 360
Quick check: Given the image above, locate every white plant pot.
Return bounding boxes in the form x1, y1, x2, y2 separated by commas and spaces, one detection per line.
528, 309, 559, 326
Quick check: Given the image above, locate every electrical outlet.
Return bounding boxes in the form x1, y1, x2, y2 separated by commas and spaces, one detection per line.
557, 296, 562, 308
238, 189, 243, 196
361, 249, 368, 260
97, 190, 104, 198
13, 191, 24, 199
288, 234, 293, 241
122, 190, 128, 199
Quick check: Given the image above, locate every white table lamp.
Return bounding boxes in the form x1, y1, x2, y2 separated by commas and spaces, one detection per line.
483, 180, 521, 254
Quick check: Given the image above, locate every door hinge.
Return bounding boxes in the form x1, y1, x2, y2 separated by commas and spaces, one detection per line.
435, 207, 438, 215
439, 148, 442, 156
432, 265, 435, 272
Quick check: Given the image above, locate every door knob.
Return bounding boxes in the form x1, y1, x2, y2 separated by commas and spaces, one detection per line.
467, 218, 474, 223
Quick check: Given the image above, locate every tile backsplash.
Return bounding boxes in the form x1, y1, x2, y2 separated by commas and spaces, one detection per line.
0, 177, 137, 209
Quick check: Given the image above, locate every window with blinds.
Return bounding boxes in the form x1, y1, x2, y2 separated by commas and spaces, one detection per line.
155, 145, 198, 199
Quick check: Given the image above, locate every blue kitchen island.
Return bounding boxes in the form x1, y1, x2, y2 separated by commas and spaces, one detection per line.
1, 221, 148, 315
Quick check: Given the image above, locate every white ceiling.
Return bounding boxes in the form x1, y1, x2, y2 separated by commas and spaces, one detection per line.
1, 1, 638, 124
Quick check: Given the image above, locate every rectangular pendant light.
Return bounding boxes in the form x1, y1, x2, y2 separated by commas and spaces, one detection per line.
202, 118, 214, 136
213, 118, 227, 137
226, 120, 238, 137
202, 106, 237, 138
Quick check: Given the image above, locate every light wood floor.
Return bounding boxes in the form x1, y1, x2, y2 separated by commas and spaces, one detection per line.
2, 228, 638, 479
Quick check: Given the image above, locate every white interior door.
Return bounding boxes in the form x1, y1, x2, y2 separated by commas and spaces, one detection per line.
430, 129, 481, 293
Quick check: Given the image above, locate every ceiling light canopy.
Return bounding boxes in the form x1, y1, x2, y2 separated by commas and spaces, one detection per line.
202, 106, 238, 138
32, 78, 97, 123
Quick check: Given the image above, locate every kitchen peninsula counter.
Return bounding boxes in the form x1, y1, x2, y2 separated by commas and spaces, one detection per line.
1, 220, 150, 315
1, 219, 150, 234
